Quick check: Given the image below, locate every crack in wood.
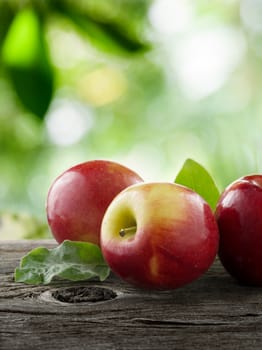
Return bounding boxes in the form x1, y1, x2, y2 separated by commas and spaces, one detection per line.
130, 318, 231, 326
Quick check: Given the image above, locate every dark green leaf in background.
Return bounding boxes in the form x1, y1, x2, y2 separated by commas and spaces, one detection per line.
51, 0, 151, 55
1, 8, 53, 118
175, 158, 220, 210
66, 13, 150, 55
15, 240, 110, 285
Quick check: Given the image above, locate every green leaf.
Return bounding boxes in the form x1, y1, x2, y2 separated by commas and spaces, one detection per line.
15, 240, 110, 285
68, 14, 150, 55
175, 158, 220, 210
51, 1, 150, 56
2, 8, 53, 118
5, 66, 53, 119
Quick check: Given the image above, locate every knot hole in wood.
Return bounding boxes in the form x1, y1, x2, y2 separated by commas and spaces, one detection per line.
51, 286, 117, 304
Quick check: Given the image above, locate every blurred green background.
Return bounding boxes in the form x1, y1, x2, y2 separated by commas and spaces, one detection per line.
0, 0, 262, 239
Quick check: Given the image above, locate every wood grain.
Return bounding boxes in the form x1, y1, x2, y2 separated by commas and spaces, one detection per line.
0, 240, 262, 350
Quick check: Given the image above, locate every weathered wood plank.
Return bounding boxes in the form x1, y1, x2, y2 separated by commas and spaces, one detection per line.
0, 240, 262, 350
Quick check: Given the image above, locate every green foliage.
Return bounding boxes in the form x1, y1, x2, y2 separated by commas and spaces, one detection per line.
175, 159, 220, 211
0, 212, 50, 240
51, 0, 151, 55
15, 240, 110, 284
2, 9, 53, 118
0, 1, 151, 117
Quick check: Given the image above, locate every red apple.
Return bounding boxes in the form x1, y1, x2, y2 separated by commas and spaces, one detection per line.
101, 182, 219, 290
215, 175, 262, 286
46, 160, 143, 246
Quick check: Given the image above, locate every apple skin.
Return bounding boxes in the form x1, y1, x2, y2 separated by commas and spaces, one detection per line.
101, 182, 219, 290
215, 175, 262, 286
46, 160, 143, 246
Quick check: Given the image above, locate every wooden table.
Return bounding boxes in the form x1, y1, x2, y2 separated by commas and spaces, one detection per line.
1, 240, 262, 349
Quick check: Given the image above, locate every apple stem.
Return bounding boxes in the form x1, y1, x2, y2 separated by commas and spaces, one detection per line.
119, 226, 137, 237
